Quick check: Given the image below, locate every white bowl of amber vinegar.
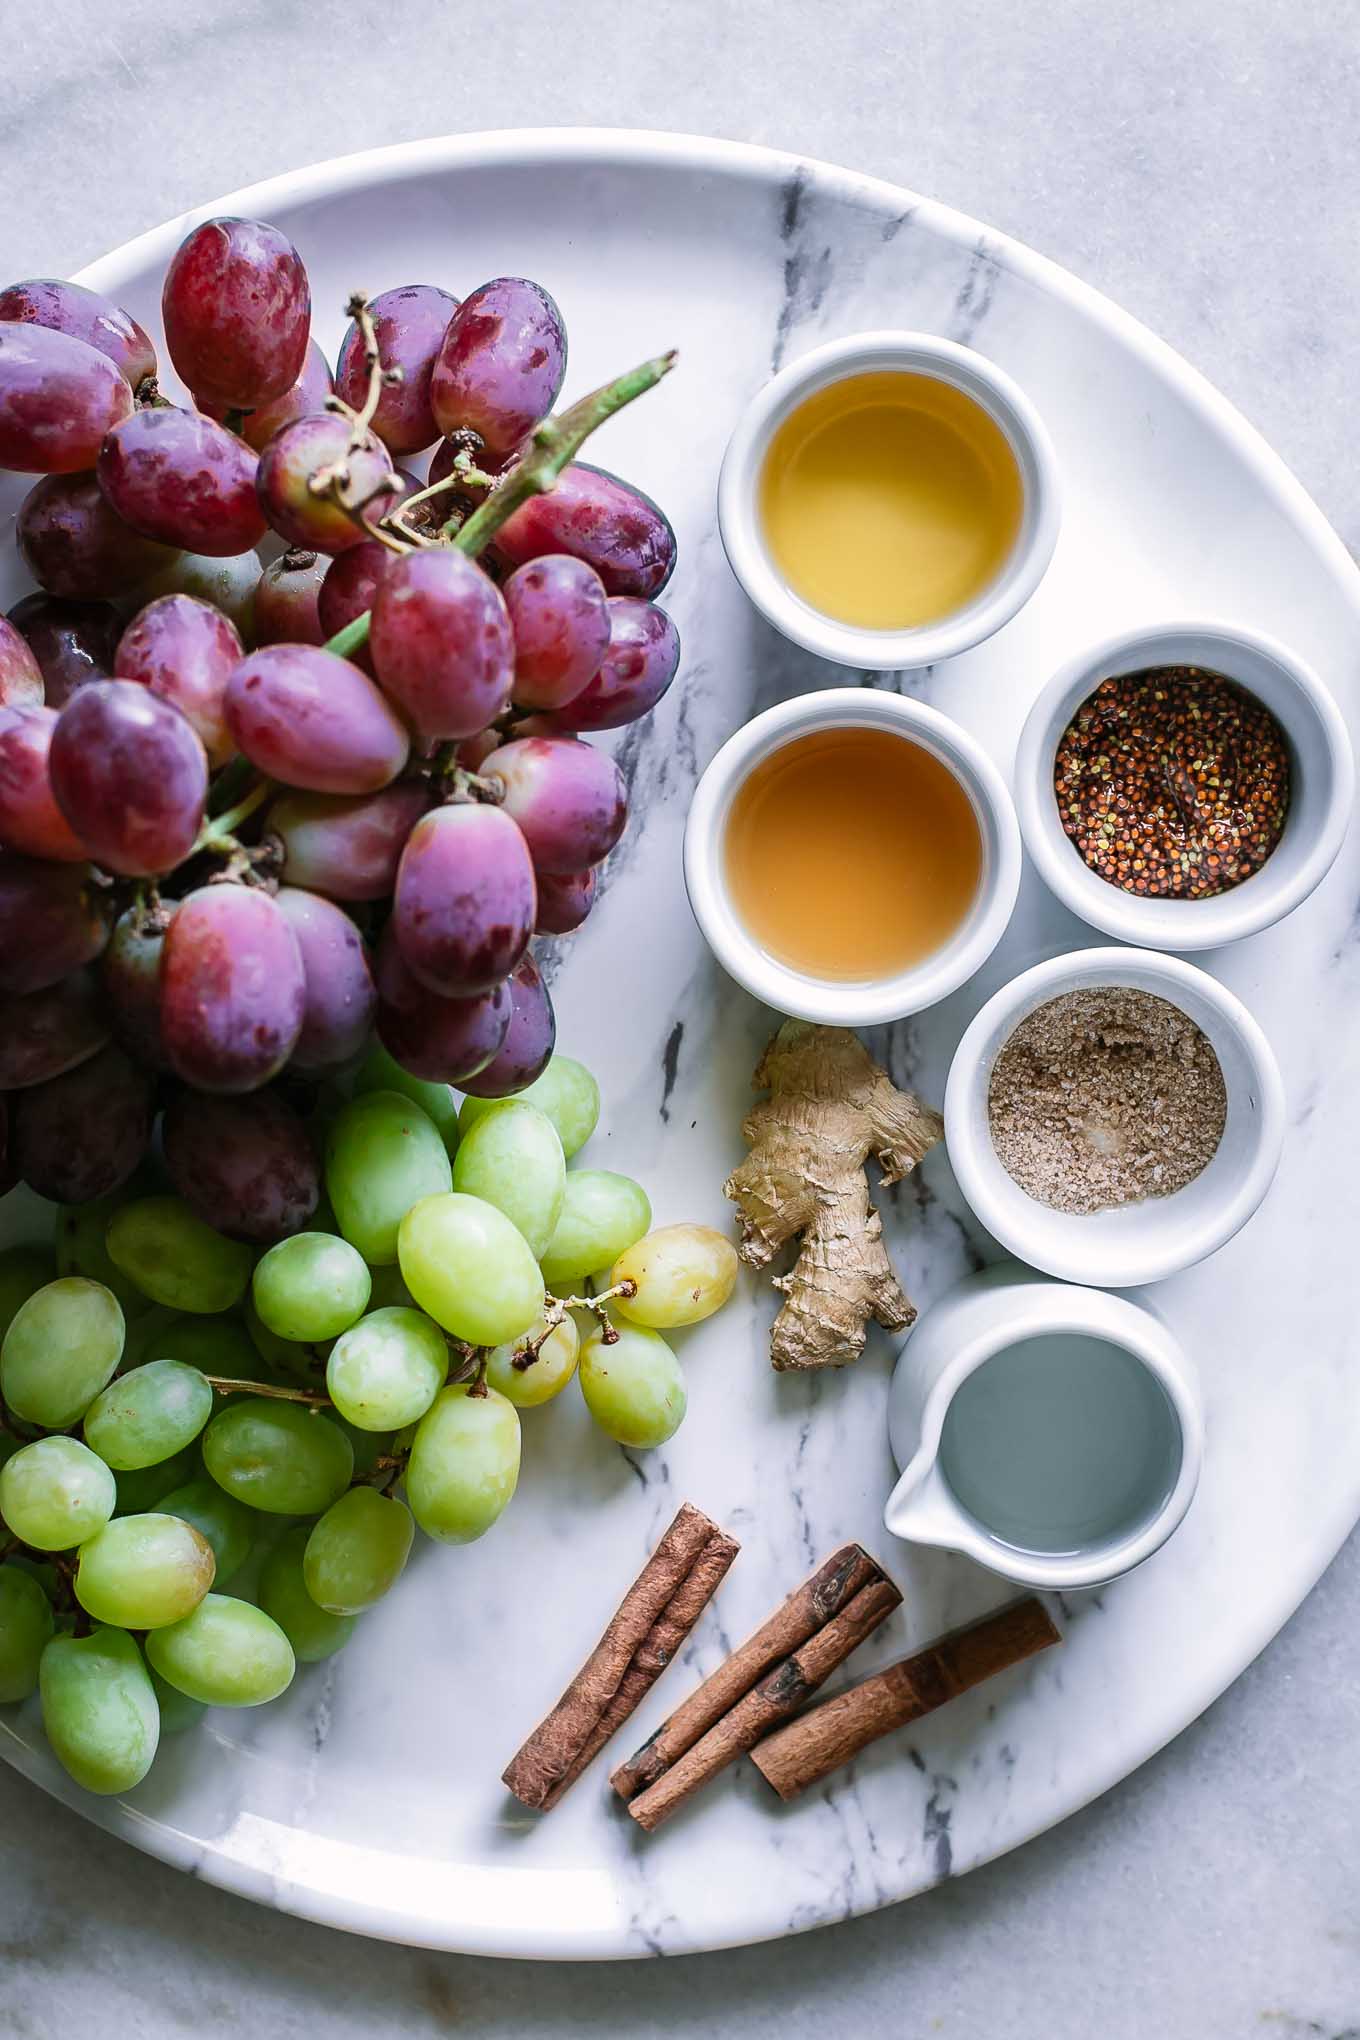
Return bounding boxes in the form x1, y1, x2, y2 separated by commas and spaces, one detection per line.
683, 689, 1021, 1024
944, 947, 1286, 1288
717, 330, 1060, 667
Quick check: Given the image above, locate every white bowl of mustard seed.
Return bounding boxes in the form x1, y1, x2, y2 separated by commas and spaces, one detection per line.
1014, 621, 1354, 950
944, 946, 1286, 1287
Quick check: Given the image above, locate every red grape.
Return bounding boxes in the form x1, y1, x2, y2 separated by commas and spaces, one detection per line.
0, 855, 109, 993
374, 924, 511, 1084
265, 782, 428, 901
456, 951, 556, 1099
256, 413, 399, 554
162, 216, 310, 409
274, 886, 376, 1070
394, 803, 536, 998
336, 285, 458, 455
161, 884, 305, 1093
481, 736, 627, 873
114, 593, 240, 767
15, 1042, 154, 1202
49, 680, 207, 877
6, 594, 117, 707
97, 408, 266, 556
430, 278, 566, 461
0, 279, 156, 388
17, 471, 173, 600
0, 707, 88, 860
0, 325, 133, 474
163, 1085, 319, 1241
200, 336, 332, 450
225, 645, 409, 794
534, 866, 596, 935
490, 462, 676, 598
318, 541, 388, 640
0, 971, 109, 1090
369, 549, 513, 741
504, 555, 610, 711
544, 596, 679, 732
101, 905, 173, 1070
0, 618, 44, 708
253, 550, 327, 646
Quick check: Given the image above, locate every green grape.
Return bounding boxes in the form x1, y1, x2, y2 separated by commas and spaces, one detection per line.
459, 1054, 599, 1159
406, 1384, 520, 1544
106, 1198, 252, 1314
579, 1324, 686, 1449
113, 1445, 198, 1518
145, 1593, 295, 1707
538, 1173, 652, 1289
483, 1314, 579, 1408
149, 1666, 207, 1734
325, 1091, 452, 1266
303, 1487, 413, 1615
56, 1199, 151, 1320
451, 1101, 565, 1258
0, 1562, 55, 1702
252, 1233, 371, 1344
398, 1193, 545, 1346
0, 1436, 116, 1551
366, 1262, 417, 1311
40, 1627, 159, 1795
201, 1398, 353, 1515
75, 1511, 216, 1628
242, 1297, 314, 1383
611, 1224, 740, 1328
83, 1360, 214, 1472
333, 1413, 390, 1479
0, 1243, 58, 1341
325, 1307, 447, 1432
1, 1278, 124, 1429
158, 1478, 254, 1586
139, 1312, 261, 1387
355, 1044, 460, 1157
259, 1527, 356, 1663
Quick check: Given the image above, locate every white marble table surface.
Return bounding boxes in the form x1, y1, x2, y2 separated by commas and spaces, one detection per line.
3, 3, 1360, 2033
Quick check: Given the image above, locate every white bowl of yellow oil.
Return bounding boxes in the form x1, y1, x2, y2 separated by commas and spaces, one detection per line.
717, 329, 1060, 667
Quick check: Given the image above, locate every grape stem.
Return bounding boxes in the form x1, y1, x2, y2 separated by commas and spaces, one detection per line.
321, 349, 677, 664
204, 1375, 332, 1408
190, 778, 275, 858
514, 1280, 637, 1367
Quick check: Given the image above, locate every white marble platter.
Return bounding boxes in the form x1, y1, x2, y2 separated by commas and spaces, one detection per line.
1, 129, 1358, 1960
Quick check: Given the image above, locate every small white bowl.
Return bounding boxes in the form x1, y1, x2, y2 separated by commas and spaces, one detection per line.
944, 947, 1285, 1287
683, 688, 1021, 1025
1015, 621, 1354, 950
717, 329, 1060, 669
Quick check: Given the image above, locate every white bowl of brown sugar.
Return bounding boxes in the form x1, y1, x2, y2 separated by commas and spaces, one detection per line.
944, 947, 1286, 1286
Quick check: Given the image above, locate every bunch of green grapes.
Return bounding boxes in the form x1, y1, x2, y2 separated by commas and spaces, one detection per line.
0, 1052, 737, 1798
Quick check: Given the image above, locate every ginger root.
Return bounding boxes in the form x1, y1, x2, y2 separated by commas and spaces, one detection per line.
725, 1021, 944, 1372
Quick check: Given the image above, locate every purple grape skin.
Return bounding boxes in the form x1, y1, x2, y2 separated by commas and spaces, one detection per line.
0, 855, 109, 994
162, 216, 311, 410
430, 278, 566, 462
0, 325, 133, 474
97, 408, 266, 556
490, 462, 676, 599
0, 971, 109, 1090
255, 414, 399, 555
0, 279, 157, 388
160, 885, 306, 1094
369, 549, 514, 742
394, 804, 536, 999
273, 887, 376, 1071
49, 680, 208, 878
199, 337, 332, 451
317, 541, 388, 640
504, 555, 610, 711
253, 551, 326, 647
481, 736, 627, 874
0, 707, 89, 861
101, 905, 173, 1070
17, 471, 174, 601
0, 618, 44, 708
456, 952, 556, 1099
225, 645, 409, 795
534, 866, 597, 936
266, 783, 428, 902
163, 1085, 319, 1242
114, 593, 240, 767
374, 925, 511, 1084
6, 594, 117, 708
15, 1043, 154, 1202
336, 285, 459, 455
544, 597, 679, 733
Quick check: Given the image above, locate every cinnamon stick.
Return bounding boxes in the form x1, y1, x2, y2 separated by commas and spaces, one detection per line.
750, 1597, 1061, 1802
623, 1571, 902, 1832
502, 1502, 739, 1812
611, 1542, 884, 1802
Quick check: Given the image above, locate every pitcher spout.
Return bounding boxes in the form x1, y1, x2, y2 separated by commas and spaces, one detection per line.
883, 1458, 964, 1549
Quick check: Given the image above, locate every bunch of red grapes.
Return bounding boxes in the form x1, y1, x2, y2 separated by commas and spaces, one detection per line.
0, 217, 679, 1234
